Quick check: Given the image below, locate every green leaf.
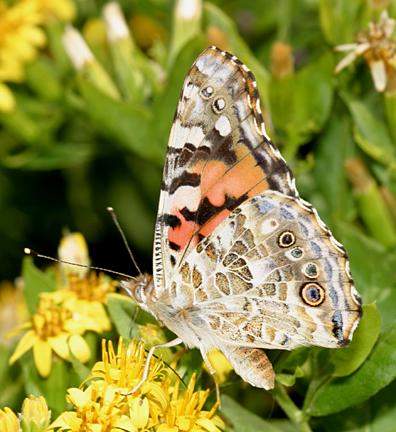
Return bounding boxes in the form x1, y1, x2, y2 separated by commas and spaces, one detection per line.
329, 304, 381, 377
107, 294, 156, 339
204, 3, 270, 86
271, 53, 334, 157
0, 345, 24, 408
22, 357, 69, 417
319, 0, 367, 45
107, 293, 140, 340
338, 222, 396, 325
306, 320, 396, 416
41, 360, 70, 416
275, 347, 310, 372
220, 394, 283, 432
276, 367, 304, 387
22, 256, 56, 315
3, 141, 93, 170
313, 110, 355, 224
108, 178, 156, 253
313, 380, 396, 431
78, 80, 162, 164
344, 97, 396, 166
70, 354, 91, 382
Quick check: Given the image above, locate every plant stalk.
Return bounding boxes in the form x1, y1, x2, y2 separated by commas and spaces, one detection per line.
272, 384, 312, 432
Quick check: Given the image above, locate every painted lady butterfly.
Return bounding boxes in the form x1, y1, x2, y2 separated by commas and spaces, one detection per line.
123, 46, 362, 391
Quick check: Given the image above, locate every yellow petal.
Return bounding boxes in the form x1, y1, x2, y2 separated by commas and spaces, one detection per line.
114, 415, 138, 432
129, 397, 149, 429
21, 395, 51, 429
69, 334, 90, 363
67, 388, 90, 408
140, 382, 168, 410
206, 350, 233, 384
48, 334, 70, 360
19, 26, 46, 46
9, 330, 37, 364
33, 339, 52, 377
196, 417, 224, 432
0, 407, 19, 432
0, 83, 16, 113
58, 232, 90, 277
156, 425, 178, 432
51, 411, 81, 429
176, 416, 191, 431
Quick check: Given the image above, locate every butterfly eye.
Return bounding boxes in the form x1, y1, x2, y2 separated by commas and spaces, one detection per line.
134, 283, 145, 303
212, 97, 226, 113
302, 262, 319, 279
200, 86, 214, 99
277, 231, 295, 248
301, 282, 325, 306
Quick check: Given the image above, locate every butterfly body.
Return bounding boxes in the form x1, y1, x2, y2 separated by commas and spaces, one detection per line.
124, 46, 362, 390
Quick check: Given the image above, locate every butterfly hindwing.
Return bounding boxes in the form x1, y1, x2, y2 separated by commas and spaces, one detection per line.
154, 47, 297, 291
177, 191, 361, 350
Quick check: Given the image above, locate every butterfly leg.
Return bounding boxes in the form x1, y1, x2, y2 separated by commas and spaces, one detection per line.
124, 337, 183, 395
200, 349, 221, 406
221, 346, 275, 389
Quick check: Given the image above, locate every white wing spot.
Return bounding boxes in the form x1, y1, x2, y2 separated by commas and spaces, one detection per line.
255, 98, 262, 114
261, 218, 279, 234
213, 97, 226, 113
215, 115, 232, 136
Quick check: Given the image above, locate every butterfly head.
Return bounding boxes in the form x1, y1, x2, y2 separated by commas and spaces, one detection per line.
121, 273, 155, 313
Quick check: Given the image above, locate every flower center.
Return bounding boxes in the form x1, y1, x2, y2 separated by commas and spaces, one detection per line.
32, 298, 71, 339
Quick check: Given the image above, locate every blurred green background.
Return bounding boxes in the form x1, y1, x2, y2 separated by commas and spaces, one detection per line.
2, 0, 396, 429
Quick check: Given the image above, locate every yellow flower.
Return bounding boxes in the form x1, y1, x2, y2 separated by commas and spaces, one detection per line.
0, 0, 74, 113
33, 0, 76, 22
0, 82, 16, 112
205, 349, 234, 385
160, 373, 224, 432
57, 231, 117, 301
20, 395, 51, 431
52, 338, 224, 432
0, 407, 19, 432
63, 272, 117, 303
9, 292, 109, 377
335, 10, 396, 92
138, 323, 168, 347
0, 280, 29, 345
0, 0, 46, 83
58, 232, 91, 279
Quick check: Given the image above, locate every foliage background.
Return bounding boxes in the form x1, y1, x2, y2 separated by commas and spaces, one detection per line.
1, 0, 396, 431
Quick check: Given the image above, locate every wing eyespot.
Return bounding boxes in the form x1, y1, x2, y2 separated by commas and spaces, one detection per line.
212, 97, 226, 113
200, 85, 214, 99
302, 262, 319, 279
285, 246, 304, 261
277, 231, 296, 248
300, 282, 325, 306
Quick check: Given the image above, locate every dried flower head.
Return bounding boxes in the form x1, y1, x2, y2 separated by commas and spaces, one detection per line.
335, 11, 396, 92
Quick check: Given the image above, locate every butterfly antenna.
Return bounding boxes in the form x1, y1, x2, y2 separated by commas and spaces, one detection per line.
107, 207, 143, 276
24, 248, 136, 280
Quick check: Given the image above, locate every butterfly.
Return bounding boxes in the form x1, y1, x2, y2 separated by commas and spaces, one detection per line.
122, 46, 362, 391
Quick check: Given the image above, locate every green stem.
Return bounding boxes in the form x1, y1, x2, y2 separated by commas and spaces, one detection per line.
272, 384, 312, 432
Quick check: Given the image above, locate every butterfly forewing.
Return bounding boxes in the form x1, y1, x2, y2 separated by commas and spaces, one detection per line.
154, 47, 298, 291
